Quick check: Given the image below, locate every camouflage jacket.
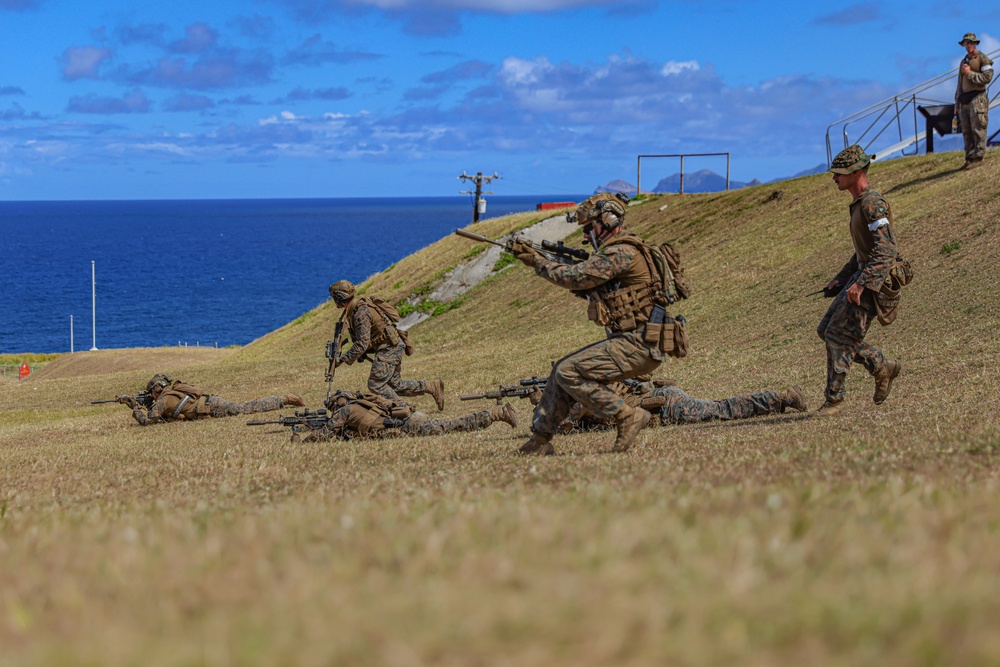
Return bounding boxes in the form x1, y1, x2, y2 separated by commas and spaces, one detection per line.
833, 186, 898, 294
533, 240, 638, 292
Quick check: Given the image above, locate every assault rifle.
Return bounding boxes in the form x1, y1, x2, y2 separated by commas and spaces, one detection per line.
461, 376, 548, 405
455, 228, 589, 265
805, 284, 843, 298
91, 390, 154, 409
247, 408, 330, 433
325, 318, 346, 401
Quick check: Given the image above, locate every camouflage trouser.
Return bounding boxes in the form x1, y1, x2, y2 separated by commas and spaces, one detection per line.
206, 394, 283, 418
959, 92, 990, 162
816, 282, 886, 402
532, 334, 661, 437
369, 340, 425, 404
401, 410, 493, 436
651, 386, 783, 424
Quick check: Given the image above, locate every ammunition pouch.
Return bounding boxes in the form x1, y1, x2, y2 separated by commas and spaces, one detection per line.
875, 256, 914, 326
642, 306, 688, 357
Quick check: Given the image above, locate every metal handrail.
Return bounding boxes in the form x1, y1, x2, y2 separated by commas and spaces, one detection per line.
825, 48, 999, 164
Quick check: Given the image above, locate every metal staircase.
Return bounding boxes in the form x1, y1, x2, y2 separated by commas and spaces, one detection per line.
825, 48, 999, 165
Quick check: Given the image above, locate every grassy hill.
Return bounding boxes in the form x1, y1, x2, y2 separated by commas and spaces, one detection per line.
1, 149, 998, 666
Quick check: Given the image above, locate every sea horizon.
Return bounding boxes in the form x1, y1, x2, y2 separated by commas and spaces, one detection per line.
0, 195, 587, 355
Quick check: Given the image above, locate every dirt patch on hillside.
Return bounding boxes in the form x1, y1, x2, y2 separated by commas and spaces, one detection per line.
31, 347, 235, 381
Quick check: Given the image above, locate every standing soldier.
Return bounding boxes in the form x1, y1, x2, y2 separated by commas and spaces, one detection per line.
126, 374, 304, 425
329, 279, 445, 410
955, 32, 994, 170
512, 192, 687, 455
817, 145, 911, 416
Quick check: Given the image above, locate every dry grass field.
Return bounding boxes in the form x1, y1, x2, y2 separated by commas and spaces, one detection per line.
1, 150, 998, 666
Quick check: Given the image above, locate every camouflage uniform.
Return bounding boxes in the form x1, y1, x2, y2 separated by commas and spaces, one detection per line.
653, 385, 785, 424
818, 167, 899, 403
339, 300, 425, 403
131, 380, 292, 425
301, 391, 514, 441
528, 238, 664, 437
563, 382, 797, 430
955, 35, 994, 165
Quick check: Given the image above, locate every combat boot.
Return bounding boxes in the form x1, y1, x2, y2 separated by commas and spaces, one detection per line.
780, 385, 808, 412
518, 432, 555, 456
489, 402, 518, 428
873, 359, 901, 405
612, 406, 651, 452
426, 379, 445, 411
815, 399, 843, 417
283, 393, 305, 407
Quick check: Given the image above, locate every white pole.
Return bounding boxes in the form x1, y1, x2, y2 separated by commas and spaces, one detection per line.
90, 260, 98, 351
70, 315, 74, 353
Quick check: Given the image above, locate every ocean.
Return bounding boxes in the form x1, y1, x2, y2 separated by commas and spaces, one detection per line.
0, 196, 585, 354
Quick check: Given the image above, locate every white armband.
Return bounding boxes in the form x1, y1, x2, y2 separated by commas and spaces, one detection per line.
868, 217, 888, 232
981, 64, 993, 73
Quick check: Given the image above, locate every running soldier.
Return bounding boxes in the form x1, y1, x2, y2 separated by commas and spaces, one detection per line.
818, 145, 911, 416
124, 374, 304, 425
329, 279, 445, 411
512, 192, 688, 455
298, 389, 517, 442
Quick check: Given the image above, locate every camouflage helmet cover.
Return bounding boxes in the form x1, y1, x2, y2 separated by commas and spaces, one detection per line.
146, 373, 172, 393
329, 279, 356, 304
959, 32, 980, 45
571, 192, 629, 227
829, 144, 872, 175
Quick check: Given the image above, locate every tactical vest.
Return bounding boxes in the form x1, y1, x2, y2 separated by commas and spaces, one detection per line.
160, 381, 209, 420
340, 393, 413, 436
959, 52, 993, 95
346, 297, 400, 351
587, 233, 666, 332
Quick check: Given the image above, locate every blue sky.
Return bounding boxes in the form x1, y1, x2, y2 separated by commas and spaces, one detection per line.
0, 0, 997, 200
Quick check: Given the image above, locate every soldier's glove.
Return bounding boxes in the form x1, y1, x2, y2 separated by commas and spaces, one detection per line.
511, 242, 543, 268
117, 395, 137, 408
528, 388, 543, 406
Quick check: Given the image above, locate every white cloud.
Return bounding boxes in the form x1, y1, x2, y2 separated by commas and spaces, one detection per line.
660, 60, 699, 76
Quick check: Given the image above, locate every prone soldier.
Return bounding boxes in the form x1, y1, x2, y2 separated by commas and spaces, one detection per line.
297, 389, 518, 442
122, 374, 305, 425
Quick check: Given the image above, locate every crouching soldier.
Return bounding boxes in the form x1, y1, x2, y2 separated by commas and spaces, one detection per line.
329, 279, 445, 411
298, 390, 518, 442
125, 374, 305, 425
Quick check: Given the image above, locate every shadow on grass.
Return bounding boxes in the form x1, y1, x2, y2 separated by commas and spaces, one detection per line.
885, 167, 965, 195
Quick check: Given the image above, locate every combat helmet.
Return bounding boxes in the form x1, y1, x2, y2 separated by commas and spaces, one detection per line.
569, 192, 629, 229
829, 145, 873, 175
146, 373, 172, 393
329, 280, 356, 306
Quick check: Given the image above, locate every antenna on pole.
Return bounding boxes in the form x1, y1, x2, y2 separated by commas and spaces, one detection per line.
90, 260, 98, 351
458, 171, 501, 224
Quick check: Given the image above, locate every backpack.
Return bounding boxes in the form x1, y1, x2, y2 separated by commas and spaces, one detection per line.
366, 296, 402, 323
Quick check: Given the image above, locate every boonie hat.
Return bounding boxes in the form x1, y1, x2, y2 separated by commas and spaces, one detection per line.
959, 32, 980, 45
829, 145, 872, 175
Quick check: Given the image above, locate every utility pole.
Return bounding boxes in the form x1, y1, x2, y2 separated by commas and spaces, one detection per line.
458, 171, 500, 224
